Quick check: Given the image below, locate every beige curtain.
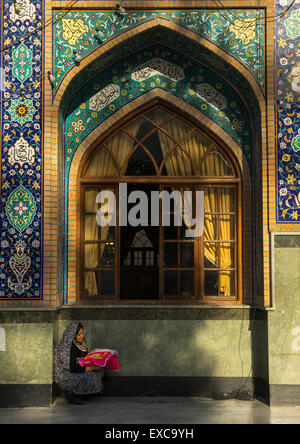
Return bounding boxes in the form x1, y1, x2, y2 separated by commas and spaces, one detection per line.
202, 152, 233, 296
84, 121, 142, 296
155, 111, 233, 297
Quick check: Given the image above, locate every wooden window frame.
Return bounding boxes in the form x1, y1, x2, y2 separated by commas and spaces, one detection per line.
77, 101, 243, 306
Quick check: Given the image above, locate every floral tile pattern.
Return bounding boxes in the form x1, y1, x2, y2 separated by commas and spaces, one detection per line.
276, 0, 300, 222
54, 9, 265, 94
0, 0, 43, 300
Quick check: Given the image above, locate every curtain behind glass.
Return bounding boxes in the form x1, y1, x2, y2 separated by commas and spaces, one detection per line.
84, 120, 142, 296
154, 110, 234, 296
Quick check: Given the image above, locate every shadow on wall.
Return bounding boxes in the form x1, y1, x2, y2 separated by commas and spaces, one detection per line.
69, 317, 258, 399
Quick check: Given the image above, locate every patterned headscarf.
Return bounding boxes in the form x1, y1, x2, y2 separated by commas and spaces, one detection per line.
53, 322, 87, 392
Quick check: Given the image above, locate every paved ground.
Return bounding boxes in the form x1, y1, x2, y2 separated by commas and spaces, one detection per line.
0, 397, 300, 424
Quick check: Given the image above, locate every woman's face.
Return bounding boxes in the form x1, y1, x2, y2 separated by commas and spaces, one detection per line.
76, 328, 84, 343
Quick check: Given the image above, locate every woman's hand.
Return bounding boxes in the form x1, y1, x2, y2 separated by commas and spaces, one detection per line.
85, 365, 101, 372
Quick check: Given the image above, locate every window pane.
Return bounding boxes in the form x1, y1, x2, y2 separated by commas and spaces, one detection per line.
141, 130, 164, 166
180, 220, 193, 240
220, 188, 235, 213
85, 215, 98, 241
204, 244, 218, 268
144, 109, 173, 125
164, 243, 178, 267
180, 271, 194, 297
85, 244, 99, 268
180, 243, 194, 268
124, 118, 145, 138
100, 242, 115, 268
85, 148, 118, 177
164, 225, 178, 240
220, 243, 235, 269
125, 146, 156, 176
219, 271, 235, 297
161, 117, 192, 139
204, 215, 219, 241
204, 187, 218, 213
100, 270, 115, 296
219, 215, 235, 241
181, 130, 211, 170
163, 148, 194, 176
85, 189, 99, 213
200, 147, 233, 176
164, 271, 178, 296
204, 270, 219, 296
84, 271, 98, 298
106, 132, 136, 172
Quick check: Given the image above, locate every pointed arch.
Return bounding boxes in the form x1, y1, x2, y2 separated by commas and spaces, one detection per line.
64, 91, 252, 304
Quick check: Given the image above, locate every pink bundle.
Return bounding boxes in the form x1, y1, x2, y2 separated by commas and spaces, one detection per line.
78, 349, 120, 371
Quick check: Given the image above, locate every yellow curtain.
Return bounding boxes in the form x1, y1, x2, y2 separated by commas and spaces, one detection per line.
84, 121, 142, 297
155, 111, 233, 297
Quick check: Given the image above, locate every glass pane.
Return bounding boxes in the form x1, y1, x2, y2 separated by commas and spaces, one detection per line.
125, 146, 156, 176
204, 243, 218, 268
204, 270, 219, 296
85, 148, 118, 177
164, 243, 178, 267
180, 220, 193, 240
144, 109, 173, 125
106, 132, 136, 172
100, 270, 115, 296
85, 215, 99, 241
204, 188, 218, 213
145, 251, 155, 266
220, 243, 235, 269
84, 271, 98, 298
164, 271, 178, 296
102, 225, 115, 242
85, 244, 99, 268
204, 215, 219, 241
141, 130, 164, 166
219, 215, 235, 241
220, 188, 235, 213
180, 271, 194, 297
180, 243, 194, 268
100, 242, 115, 268
161, 117, 192, 140
85, 189, 99, 213
164, 225, 178, 240
124, 118, 145, 138
156, 128, 177, 158
163, 148, 194, 176
181, 130, 212, 170
219, 271, 235, 297
200, 147, 233, 176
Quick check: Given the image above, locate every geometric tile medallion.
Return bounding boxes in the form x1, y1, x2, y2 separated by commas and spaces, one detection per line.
5, 185, 37, 234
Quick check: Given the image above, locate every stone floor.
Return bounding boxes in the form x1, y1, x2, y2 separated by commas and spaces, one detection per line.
0, 397, 300, 424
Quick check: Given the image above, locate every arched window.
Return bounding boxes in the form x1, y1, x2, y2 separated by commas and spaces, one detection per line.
79, 104, 242, 304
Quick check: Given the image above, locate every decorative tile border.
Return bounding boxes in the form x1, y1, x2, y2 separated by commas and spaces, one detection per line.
53, 9, 265, 94
276, 0, 300, 222
0, 0, 43, 300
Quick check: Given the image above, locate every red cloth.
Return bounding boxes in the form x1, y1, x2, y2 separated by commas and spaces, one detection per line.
78, 349, 120, 371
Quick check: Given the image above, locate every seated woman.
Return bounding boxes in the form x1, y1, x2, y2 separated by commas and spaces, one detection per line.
54, 322, 104, 405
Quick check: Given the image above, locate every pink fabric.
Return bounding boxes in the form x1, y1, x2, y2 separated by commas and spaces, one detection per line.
79, 350, 120, 371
